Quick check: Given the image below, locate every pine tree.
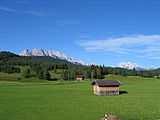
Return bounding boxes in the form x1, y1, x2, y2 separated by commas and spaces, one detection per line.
60, 70, 65, 80
97, 68, 102, 79
121, 70, 127, 77
37, 71, 45, 79
45, 71, 51, 80
22, 69, 30, 78
132, 68, 137, 76
84, 71, 89, 79
53, 65, 57, 73
91, 70, 96, 79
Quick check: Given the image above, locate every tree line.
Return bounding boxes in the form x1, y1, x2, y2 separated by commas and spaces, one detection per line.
0, 52, 159, 81
59, 65, 155, 80
0, 52, 68, 80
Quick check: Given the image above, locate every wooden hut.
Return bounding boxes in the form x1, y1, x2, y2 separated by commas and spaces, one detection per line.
91, 80, 122, 95
76, 75, 84, 81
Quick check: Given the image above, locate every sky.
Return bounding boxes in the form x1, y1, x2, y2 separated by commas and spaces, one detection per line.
0, 0, 160, 68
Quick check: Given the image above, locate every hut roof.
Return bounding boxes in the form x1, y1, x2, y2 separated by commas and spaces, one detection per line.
91, 80, 122, 87
76, 75, 83, 78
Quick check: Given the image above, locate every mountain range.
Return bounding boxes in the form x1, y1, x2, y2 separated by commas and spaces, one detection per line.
116, 62, 156, 70
19, 49, 157, 70
19, 48, 91, 66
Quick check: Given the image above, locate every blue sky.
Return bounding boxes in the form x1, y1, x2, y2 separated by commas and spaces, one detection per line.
0, 0, 160, 67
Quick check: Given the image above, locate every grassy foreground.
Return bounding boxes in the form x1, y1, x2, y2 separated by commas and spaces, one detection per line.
0, 75, 160, 120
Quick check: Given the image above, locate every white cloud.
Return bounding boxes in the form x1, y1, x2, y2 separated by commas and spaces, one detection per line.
23, 10, 47, 16
0, 7, 16, 12
0, 6, 47, 16
4, 0, 31, 4
150, 57, 160, 59
55, 19, 81, 25
77, 34, 160, 58
77, 35, 90, 38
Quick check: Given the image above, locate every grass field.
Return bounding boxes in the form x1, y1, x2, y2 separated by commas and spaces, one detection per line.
0, 74, 160, 120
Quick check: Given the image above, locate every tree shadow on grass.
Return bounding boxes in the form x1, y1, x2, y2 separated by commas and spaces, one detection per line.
119, 91, 128, 95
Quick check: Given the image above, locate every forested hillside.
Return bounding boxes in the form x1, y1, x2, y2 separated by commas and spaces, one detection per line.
26, 56, 79, 67
0, 52, 68, 80
0, 51, 159, 81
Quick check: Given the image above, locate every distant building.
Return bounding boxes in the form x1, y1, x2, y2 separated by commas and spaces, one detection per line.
91, 80, 122, 95
76, 75, 84, 81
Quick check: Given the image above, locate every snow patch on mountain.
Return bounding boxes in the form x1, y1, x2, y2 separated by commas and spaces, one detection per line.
19, 48, 90, 66
145, 66, 157, 70
116, 62, 156, 70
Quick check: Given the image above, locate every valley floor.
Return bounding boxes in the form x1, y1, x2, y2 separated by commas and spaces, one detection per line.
0, 75, 160, 120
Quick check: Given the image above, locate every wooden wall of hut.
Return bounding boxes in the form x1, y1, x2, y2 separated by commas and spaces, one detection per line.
94, 85, 119, 95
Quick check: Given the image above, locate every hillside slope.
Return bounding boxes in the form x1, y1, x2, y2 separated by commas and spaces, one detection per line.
26, 56, 80, 67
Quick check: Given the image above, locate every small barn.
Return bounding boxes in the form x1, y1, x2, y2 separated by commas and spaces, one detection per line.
76, 75, 84, 81
91, 80, 122, 95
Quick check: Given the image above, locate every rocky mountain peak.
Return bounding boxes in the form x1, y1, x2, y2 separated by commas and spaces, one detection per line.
116, 62, 156, 70
19, 48, 90, 66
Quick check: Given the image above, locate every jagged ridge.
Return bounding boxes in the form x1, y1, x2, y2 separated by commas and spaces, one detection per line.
19, 48, 90, 66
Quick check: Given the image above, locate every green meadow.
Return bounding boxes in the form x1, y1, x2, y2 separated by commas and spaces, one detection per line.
0, 73, 160, 120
